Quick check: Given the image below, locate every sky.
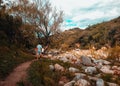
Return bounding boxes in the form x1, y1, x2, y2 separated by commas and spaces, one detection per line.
50, 0, 120, 30
2, 0, 120, 31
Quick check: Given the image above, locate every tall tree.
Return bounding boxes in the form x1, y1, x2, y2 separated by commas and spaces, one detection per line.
8, 0, 63, 45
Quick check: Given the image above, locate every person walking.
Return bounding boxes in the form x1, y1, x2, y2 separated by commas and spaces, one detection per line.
36, 43, 42, 60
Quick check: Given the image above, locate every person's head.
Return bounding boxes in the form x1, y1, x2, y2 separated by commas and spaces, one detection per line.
38, 42, 41, 45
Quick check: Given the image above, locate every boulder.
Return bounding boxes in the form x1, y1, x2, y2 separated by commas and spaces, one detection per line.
100, 66, 114, 74
85, 67, 97, 74
95, 60, 111, 65
74, 79, 90, 86
81, 56, 93, 66
54, 63, 64, 72
96, 79, 104, 86
103, 60, 111, 65
59, 57, 68, 62
73, 73, 86, 81
95, 62, 103, 69
69, 67, 79, 73
112, 66, 118, 70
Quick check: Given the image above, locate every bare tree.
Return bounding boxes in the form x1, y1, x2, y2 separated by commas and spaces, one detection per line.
8, 0, 63, 45
34, 0, 63, 44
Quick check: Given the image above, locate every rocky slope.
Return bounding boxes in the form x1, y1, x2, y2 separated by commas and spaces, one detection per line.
47, 48, 120, 86
28, 47, 120, 86
50, 16, 120, 49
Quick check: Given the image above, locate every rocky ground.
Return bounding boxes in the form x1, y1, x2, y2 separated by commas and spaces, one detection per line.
45, 48, 120, 86
0, 48, 119, 86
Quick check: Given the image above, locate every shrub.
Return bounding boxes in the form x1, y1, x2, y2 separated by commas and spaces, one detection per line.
27, 59, 75, 86
101, 74, 112, 82
0, 47, 34, 79
61, 44, 69, 50
108, 46, 120, 61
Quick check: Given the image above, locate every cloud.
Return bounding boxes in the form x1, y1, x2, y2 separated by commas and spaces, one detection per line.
52, 0, 120, 30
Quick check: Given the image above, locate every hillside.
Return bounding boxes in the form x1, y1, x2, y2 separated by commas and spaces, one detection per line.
79, 16, 120, 49
50, 28, 83, 49
50, 17, 120, 49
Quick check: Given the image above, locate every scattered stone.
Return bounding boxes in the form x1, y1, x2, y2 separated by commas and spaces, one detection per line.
114, 70, 120, 76
48, 54, 52, 58
107, 82, 119, 86
103, 60, 111, 65
74, 79, 91, 86
59, 81, 64, 86
100, 66, 114, 74
95, 62, 103, 69
73, 73, 86, 81
69, 67, 79, 73
112, 66, 118, 70
59, 76, 69, 86
95, 73, 102, 78
88, 76, 99, 81
94, 59, 110, 65
64, 80, 75, 86
81, 56, 93, 66
46, 48, 119, 85
118, 67, 120, 71
96, 79, 104, 86
49, 64, 54, 71
94, 59, 104, 64
85, 67, 97, 74
75, 59, 81, 65
54, 63, 64, 72
59, 57, 68, 62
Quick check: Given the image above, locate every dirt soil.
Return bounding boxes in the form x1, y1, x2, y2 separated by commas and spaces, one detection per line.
0, 60, 35, 86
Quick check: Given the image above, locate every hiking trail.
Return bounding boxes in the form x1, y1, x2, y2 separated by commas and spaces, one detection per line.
0, 60, 35, 86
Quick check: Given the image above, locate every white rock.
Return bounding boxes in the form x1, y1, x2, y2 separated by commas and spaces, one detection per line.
48, 54, 52, 57
85, 67, 97, 74
74, 79, 90, 86
96, 62, 103, 69
54, 63, 64, 72
64, 80, 75, 86
59, 81, 64, 85
69, 67, 79, 73
96, 79, 104, 86
73, 73, 86, 81
100, 66, 114, 74
49, 65, 54, 70
112, 66, 118, 70
103, 60, 111, 65
59, 57, 68, 62
81, 56, 93, 66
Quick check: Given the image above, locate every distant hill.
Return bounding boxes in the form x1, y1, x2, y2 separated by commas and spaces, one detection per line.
50, 16, 120, 49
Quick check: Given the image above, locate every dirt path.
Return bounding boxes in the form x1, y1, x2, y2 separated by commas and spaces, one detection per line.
0, 60, 35, 86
